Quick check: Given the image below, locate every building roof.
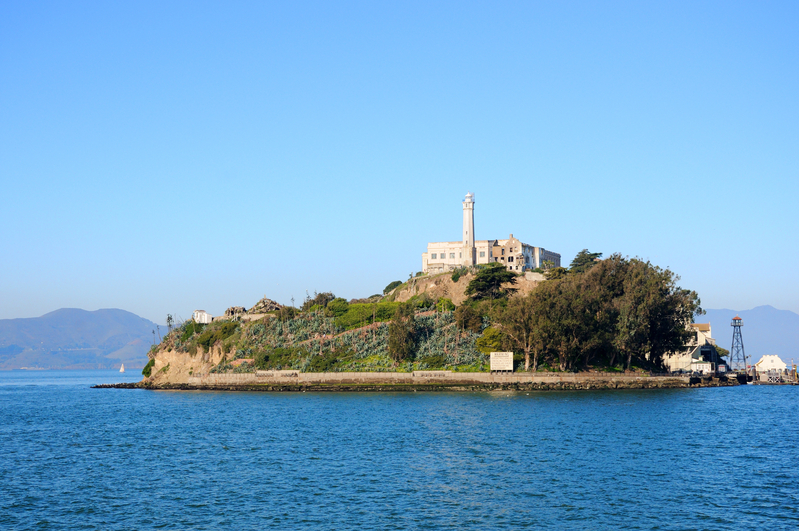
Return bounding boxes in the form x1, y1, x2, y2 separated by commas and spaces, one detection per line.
754, 355, 786, 369
691, 323, 711, 331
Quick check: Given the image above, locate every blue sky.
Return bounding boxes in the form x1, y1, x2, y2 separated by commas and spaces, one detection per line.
1, 1, 797, 323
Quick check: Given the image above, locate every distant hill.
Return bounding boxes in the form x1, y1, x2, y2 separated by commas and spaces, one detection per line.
0, 309, 161, 370
700, 306, 799, 365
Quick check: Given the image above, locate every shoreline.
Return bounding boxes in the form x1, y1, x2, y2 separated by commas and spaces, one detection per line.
93, 372, 742, 392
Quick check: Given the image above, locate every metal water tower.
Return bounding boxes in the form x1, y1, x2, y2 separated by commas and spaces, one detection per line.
729, 316, 747, 372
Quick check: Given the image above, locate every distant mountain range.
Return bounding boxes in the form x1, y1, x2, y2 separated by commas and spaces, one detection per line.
0, 309, 161, 370
700, 306, 799, 365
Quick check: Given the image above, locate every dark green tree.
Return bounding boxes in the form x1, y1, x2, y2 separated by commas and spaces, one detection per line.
455, 304, 483, 333
464, 263, 518, 300
494, 293, 538, 370
544, 267, 569, 280
569, 249, 603, 274
388, 303, 415, 362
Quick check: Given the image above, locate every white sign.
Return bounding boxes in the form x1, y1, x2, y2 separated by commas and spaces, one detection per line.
490, 352, 514, 372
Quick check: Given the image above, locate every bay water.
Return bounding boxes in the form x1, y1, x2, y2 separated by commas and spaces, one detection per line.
1, 370, 797, 530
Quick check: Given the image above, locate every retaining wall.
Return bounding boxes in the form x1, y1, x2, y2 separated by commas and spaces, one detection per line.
187, 371, 692, 387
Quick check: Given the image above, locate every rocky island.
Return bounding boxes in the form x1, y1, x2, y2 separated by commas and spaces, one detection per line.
99, 256, 741, 392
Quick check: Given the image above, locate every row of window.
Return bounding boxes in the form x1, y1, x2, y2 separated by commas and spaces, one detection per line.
430, 251, 488, 260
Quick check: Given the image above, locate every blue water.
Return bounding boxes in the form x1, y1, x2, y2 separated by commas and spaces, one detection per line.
1, 371, 797, 530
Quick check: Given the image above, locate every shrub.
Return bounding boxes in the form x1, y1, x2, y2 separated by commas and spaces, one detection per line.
383, 280, 402, 294
197, 322, 239, 350
301, 291, 336, 312
307, 348, 356, 372
142, 358, 155, 377
334, 302, 401, 330
451, 268, 466, 283
180, 321, 205, 342
475, 327, 505, 355
417, 355, 446, 368
254, 347, 308, 370
325, 298, 350, 318
436, 298, 455, 312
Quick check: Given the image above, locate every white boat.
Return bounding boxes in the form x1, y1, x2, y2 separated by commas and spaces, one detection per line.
119, 363, 125, 373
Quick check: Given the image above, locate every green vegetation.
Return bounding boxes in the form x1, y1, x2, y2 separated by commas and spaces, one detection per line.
383, 280, 402, 294
451, 267, 467, 283
142, 358, 155, 377
715, 345, 729, 358
325, 298, 350, 318
489, 254, 700, 371
388, 303, 415, 362
569, 249, 603, 274
301, 291, 335, 311
436, 298, 455, 312
197, 322, 239, 350
334, 301, 401, 330
465, 263, 518, 300
475, 326, 504, 355
180, 321, 205, 342
151, 251, 699, 376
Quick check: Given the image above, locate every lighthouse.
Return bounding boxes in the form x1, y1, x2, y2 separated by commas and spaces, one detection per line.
462, 192, 476, 266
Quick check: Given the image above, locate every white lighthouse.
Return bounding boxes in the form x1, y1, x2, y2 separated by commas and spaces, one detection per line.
462, 192, 476, 266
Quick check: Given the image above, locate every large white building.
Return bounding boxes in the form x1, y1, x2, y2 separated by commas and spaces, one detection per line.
421, 193, 561, 274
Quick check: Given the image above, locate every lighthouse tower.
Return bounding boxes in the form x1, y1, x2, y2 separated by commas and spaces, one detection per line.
462, 192, 476, 266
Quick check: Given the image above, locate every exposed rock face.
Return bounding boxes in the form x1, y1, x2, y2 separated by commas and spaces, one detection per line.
390, 271, 541, 305
145, 343, 230, 385
224, 306, 247, 317
248, 297, 282, 313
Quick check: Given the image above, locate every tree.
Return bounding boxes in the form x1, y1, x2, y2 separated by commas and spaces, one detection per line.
494, 294, 539, 370
544, 267, 569, 280
475, 327, 505, 355
569, 249, 603, 274
383, 280, 402, 294
455, 305, 482, 333
302, 291, 336, 311
715, 345, 730, 358
612, 258, 700, 370
465, 263, 518, 300
388, 303, 415, 362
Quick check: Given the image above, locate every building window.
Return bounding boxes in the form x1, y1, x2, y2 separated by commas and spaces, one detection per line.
479, 251, 485, 257
450, 253, 455, 259
501, 249, 505, 255
459, 253, 462, 258
431, 253, 437, 259
508, 256, 513, 262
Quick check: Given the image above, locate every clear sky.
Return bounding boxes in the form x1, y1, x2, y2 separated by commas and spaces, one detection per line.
1, 1, 797, 324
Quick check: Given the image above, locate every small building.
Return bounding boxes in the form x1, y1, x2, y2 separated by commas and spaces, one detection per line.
754, 355, 786, 373
664, 323, 725, 373
192, 310, 213, 324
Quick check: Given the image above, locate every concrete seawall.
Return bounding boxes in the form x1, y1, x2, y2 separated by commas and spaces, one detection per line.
101, 371, 738, 391
187, 371, 693, 387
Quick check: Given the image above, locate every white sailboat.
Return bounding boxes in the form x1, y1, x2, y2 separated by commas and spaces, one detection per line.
119, 363, 125, 373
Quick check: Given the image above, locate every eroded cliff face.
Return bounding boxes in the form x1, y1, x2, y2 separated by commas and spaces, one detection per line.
144, 344, 232, 385
390, 271, 543, 305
